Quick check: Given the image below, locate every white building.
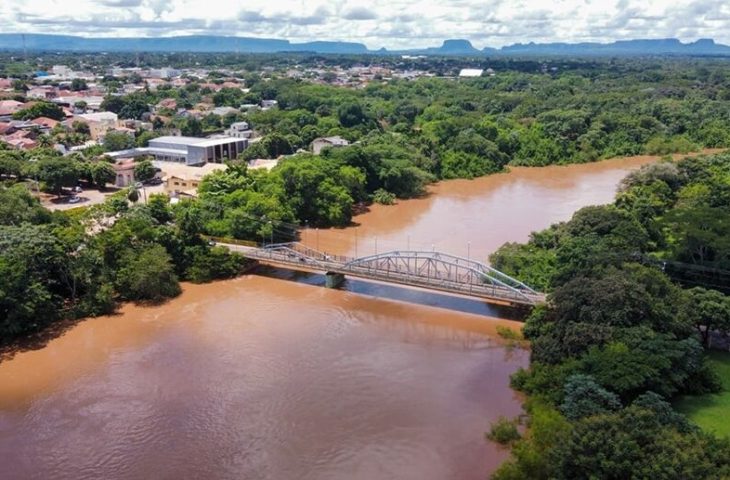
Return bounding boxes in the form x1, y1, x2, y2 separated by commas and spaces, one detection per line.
106, 135, 248, 166
459, 69, 484, 77
225, 121, 253, 139
212, 106, 239, 116
311, 136, 350, 155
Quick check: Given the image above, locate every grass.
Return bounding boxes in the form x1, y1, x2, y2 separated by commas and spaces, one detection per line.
675, 351, 730, 438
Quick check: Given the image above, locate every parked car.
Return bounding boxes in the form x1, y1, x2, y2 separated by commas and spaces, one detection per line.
68, 196, 81, 204
73, 186, 83, 193
145, 177, 163, 185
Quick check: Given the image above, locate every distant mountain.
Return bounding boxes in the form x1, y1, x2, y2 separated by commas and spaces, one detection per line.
500, 38, 730, 56
0, 34, 729, 57
0, 34, 368, 54
416, 39, 482, 56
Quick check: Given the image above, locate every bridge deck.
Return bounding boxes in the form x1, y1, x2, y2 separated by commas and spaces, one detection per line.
221, 242, 546, 307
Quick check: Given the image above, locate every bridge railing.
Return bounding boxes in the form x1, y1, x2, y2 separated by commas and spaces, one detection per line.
219, 241, 545, 305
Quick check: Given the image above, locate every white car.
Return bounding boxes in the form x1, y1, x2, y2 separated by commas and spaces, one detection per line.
68, 196, 81, 204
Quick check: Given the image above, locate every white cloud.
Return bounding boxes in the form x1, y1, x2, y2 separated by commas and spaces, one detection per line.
1, 0, 729, 49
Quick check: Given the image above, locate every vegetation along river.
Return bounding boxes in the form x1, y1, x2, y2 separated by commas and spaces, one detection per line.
0, 155, 661, 479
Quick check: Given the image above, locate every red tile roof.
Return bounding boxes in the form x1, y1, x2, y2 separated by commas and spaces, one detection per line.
31, 117, 60, 128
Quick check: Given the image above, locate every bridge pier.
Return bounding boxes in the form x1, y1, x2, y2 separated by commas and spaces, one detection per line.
325, 272, 345, 289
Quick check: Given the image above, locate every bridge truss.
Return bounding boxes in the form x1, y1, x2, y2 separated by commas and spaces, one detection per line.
231, 242, 545, 306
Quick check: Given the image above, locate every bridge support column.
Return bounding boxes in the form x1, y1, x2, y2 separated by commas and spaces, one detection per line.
325, 272, 345, 289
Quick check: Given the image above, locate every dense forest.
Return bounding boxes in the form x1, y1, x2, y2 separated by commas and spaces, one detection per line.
488, 153, 730, 478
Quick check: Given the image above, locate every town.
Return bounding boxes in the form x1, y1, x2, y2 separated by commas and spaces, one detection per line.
0, 55, 502, 208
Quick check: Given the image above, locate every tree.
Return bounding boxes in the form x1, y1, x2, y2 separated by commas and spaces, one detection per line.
13, 102, 65, 121
89, 162, 116, 189
559, 374, 621, 420
12, 79, 27, 92
212, 87, 246, 107
114, 244, 181, 302
0, 184, 52, 226
72, 120, 90, 135
134, 159, 156, 183
71, 78, 88, 91
684, 287, 730, 348
337, 101, 367, 127
492, 400, 572, 480
127, 185, 139, 203
580, 331, 705, 401
662, 205, 730, 267
146, 193, 172, 224
103, 131, 135, 151
36, 157, 80, 196
0, 224, 69, 339
181, 117, 203, 137
119, 98, 150, 120
553, 402, 730, 479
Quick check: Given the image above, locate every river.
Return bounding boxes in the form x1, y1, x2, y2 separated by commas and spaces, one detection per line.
0, 155, 659, 480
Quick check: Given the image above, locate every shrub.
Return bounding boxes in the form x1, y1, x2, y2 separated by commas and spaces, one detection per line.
372, 188, 396, 205
487, 416, 521, 445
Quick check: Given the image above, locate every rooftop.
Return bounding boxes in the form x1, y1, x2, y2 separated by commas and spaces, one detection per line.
150, 135, 242, 148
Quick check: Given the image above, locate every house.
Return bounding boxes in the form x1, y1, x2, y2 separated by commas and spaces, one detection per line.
199, 83, 224, 92
5, 137, 38, 150
148, 68, 180, 79
311, 136, 350, 155
27, 86, 58, 100
155, 98, 178, 111
225, 121, 253, 139
0, 100, 25, 119
113, 159, 138, 187
165, 174, 202, 195
248, 158, 279, 171
31, 117, 60, 130
76, 112, 119, 139
212, 106, 239, 117
0, 122, 14, 135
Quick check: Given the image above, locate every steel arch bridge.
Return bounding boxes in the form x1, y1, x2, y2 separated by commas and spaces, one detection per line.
223, 242, 545, 306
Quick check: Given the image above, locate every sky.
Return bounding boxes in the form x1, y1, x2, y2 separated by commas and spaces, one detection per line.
1, 0, 728, 49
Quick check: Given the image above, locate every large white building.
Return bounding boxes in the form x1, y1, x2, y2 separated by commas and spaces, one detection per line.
458, 68, 484, 78
106, 135, 248, 166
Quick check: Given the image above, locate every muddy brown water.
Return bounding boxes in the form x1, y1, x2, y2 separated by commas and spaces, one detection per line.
0, 155, 667, 479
